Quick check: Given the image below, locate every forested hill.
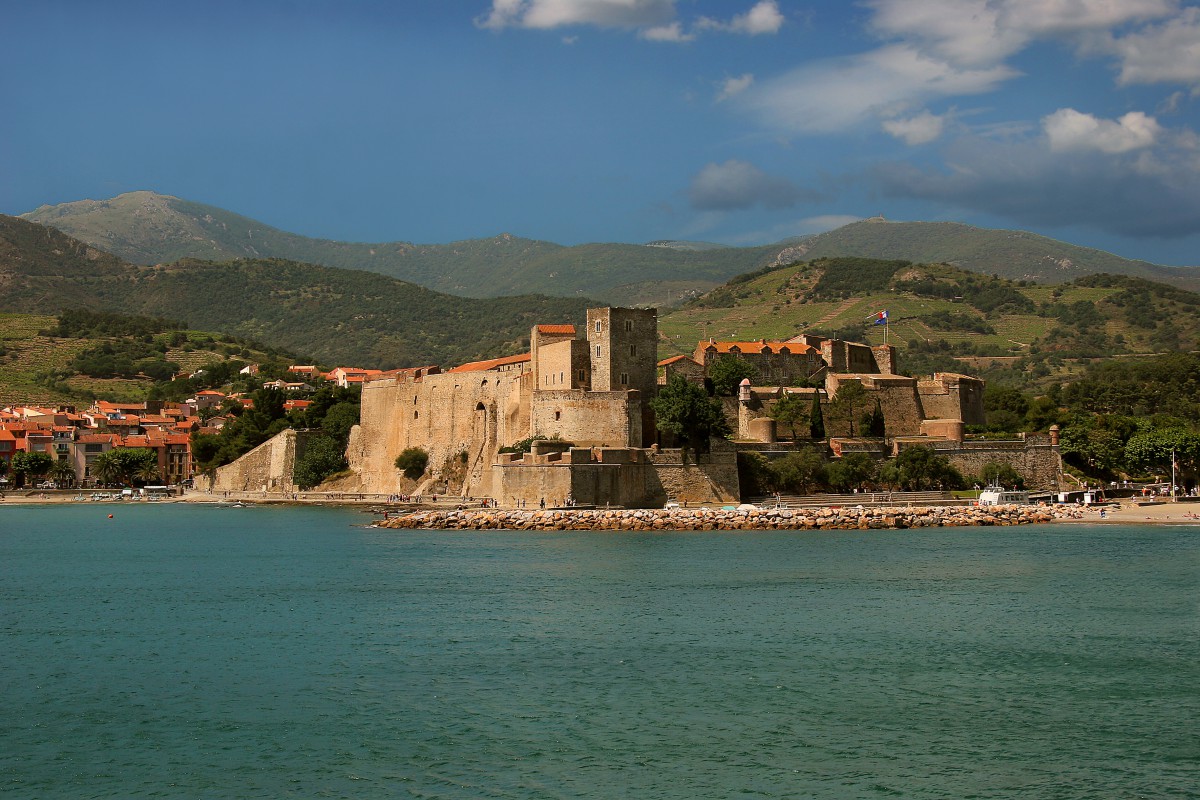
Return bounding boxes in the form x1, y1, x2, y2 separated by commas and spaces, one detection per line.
0, 215, 592, 368
25, 191, 1200, 303
21, 191, 777, 305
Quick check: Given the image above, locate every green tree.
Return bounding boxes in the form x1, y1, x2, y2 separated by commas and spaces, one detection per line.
707, 356, 758, 397
770, 449, 827, 494
892, 446, 963, 491
980, 461, 1023, 489
49, 458, 77, 487
826, 452, 877, 492
1124, 429, 1200, 475
90, 451, 122, 486
395, 447, 430, 481
10, 451, 53, 487
650, 375, 731, 457
106, 448, 159, 485
770, 392, 808, 441
809, 391, 826, 440
320, 402, 360, 444
864, 399, 886, 438
294, 434, 349, 489
829, 381, 868, 437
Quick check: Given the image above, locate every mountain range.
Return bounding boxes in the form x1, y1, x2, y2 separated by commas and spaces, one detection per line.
0, 214, 590, 368
22, 191, 1200, 300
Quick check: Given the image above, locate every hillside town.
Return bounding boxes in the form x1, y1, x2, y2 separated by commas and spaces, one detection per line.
0, 364, 385, 490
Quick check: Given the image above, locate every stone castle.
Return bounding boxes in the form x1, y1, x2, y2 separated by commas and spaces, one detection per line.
212, 305, 1060, 503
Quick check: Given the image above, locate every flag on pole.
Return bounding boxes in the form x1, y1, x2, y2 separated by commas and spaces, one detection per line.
874, 310, 888, 325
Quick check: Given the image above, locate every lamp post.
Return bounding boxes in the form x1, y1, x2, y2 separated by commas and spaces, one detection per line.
1171, 447, 1177, 501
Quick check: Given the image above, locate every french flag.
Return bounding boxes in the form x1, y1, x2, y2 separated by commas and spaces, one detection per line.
874, 310, 888, 325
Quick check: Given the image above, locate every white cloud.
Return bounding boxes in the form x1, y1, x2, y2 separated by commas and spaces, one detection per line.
740, 45, 1015, 134
873, 120, 1200, 238
882, 110, 946, 145
716, 73, 754, 102
639, 21, 692, 41
688, 160, 810, 210
996, 0, 1177, 36
699, 1, 785, 36
867, 0, 1178, 68
1043, 108, 1162, 153
1101, 6, 1200, 86
867, 0, 1024, 68
478, 0, 783, 40
476, 0, 675, 31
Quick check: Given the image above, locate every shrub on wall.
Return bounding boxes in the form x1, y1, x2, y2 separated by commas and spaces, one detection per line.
395, 447, 429, 480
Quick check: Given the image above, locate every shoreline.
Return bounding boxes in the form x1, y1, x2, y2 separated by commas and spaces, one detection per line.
6, 491, 1198, 527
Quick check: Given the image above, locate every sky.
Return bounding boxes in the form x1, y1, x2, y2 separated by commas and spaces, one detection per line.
4, 0, 1200, 265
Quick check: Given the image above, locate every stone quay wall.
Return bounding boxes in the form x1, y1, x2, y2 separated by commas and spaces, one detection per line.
378, 503, 1064, 532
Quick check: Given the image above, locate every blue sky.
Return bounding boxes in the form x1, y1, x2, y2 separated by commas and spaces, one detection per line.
4, 1, 1200, 266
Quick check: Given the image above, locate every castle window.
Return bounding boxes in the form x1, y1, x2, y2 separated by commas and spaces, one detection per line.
414, 410, 419, 419
620, 372, 629, 385
595, 345, 602, 358
629, 344, 636, 356
595, 320, 602, 333
578, 369, 586, 383
560, 371, 564, 384
625, 320, 632, 332
554, 411, 561, 421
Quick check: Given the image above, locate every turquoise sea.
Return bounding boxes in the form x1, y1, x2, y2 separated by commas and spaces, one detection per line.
1, 505, 1197, 799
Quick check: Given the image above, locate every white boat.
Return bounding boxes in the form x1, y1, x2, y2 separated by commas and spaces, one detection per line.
978, 485, 1030, 506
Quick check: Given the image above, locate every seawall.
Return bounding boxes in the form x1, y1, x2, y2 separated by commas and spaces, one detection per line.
376, 504, 1064, 531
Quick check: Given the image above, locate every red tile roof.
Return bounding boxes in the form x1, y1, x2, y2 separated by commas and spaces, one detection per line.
658, 355, 701, 366
536, 324, 576, 335
448, 353, 531, 373
697, 340, 816, 355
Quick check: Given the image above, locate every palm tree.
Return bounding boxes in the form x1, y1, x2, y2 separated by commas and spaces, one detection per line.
136, 460, 161, 486
49, 458, 76, 488
90, 451, 121, 487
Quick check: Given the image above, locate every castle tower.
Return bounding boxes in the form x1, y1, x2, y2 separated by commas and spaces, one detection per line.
587, 307, 658, 446
586, 307, 658, 396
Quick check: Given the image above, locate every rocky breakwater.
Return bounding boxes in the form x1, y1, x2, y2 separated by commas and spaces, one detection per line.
376, 504, 1063, 532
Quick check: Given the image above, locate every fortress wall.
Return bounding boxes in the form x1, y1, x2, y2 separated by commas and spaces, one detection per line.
350, 371, 530, 495
211, 429, 304, 493
918, 374, 985, 425
868, 379, 926, 437
493, 442, 740, 508
531, 389, 639, 447
899, 435, 1062, 488
649, 440, 741, 505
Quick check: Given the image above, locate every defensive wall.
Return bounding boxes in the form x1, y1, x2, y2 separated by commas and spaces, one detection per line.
492, 439, 740, 508
208, 428, 310, 494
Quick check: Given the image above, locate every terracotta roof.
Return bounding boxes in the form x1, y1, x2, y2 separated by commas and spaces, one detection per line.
657, 355, 701, 367
536, 324, 576, 335
448, 353, 531, 373
697, 340, 815, 355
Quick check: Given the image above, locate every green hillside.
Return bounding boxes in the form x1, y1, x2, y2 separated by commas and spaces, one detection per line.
21, 192, 775, 305
787, 218, 1200, 290
27, 191, 1200, 303
0, 215, 592, 369
0, 311, 297, 406
660, 257, 1200, 392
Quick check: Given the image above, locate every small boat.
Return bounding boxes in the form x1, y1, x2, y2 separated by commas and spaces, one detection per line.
978, 485, 1030, 506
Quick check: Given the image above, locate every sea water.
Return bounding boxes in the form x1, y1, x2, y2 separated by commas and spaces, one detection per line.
1, 505, 1197, 799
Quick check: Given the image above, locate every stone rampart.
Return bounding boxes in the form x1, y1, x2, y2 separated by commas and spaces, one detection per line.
210, 429, 307, 493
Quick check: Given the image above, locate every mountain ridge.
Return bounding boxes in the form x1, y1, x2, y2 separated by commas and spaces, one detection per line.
24, 190, 1200, 299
